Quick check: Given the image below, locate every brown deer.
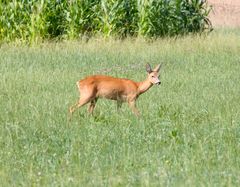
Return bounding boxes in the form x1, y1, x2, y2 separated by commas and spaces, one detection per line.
69, 63, 162, 116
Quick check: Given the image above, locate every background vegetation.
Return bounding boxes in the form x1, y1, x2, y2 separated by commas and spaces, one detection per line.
0, 0, 212, 42
0, 29, 240, 186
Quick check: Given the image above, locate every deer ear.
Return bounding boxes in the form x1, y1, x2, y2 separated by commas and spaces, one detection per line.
146, 63, 152, 73
153, 64, 162, 72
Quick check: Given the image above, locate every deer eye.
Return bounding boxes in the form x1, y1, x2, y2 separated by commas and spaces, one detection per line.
151, 75, 154, 78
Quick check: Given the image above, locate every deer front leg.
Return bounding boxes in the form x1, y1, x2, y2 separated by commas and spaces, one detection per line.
128, 100, 140, 116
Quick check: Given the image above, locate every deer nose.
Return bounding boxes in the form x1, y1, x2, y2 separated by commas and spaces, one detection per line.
156, 81, 161, 85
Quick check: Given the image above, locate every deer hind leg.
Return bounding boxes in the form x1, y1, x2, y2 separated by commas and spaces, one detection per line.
117, 101, 123, 111
69, 96, 92, 115
88, 98, 98, 114
128, 100, 140, 116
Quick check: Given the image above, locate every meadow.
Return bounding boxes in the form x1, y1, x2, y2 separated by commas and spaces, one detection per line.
0, 29, 240, 186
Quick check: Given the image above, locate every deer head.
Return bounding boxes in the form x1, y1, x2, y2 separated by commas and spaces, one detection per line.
146, 63, 162, 85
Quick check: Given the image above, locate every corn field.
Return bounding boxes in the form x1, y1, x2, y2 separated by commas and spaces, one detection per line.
0, 0, 212, 42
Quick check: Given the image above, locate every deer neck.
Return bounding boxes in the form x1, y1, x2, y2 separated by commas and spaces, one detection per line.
137, 79, 153, 95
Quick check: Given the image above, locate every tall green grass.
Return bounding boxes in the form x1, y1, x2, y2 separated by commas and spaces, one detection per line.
0, 29, 240, 186
0, 0, 212, 42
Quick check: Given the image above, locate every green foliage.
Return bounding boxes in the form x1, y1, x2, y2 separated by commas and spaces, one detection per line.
0, 0, 212, 42
0, 30, 240, 186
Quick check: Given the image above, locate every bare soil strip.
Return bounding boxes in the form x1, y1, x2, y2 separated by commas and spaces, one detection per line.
208, 0, 240, 28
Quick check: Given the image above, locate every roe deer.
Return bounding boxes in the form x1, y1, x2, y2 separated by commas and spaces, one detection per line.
69, 63, 162, 116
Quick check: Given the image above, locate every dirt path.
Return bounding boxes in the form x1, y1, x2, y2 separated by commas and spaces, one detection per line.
208, 0, 240, 28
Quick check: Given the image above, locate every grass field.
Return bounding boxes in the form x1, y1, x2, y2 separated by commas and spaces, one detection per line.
0, 30, 240, 186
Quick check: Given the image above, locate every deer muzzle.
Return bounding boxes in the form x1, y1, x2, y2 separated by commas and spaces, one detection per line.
156, 81, 161, 85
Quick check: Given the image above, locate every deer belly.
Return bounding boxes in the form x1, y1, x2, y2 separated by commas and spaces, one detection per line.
97, 89, 126, 101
